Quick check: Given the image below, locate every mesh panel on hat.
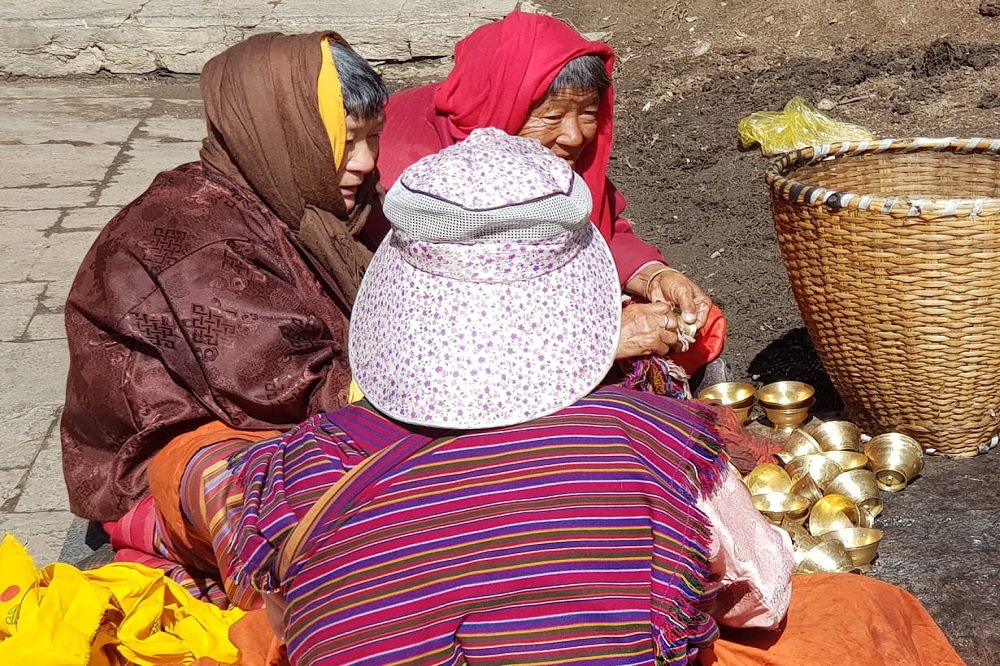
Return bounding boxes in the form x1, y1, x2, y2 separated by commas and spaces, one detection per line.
384, 176, 593, 243
400, 127, 576, 211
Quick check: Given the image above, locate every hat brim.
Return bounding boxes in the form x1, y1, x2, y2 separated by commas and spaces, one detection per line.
350, 227, 622, 429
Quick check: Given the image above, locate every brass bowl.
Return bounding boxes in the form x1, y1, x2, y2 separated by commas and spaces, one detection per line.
857, 505, 877, 529
732, 407, 753, 424
794, 539, 860, 574
819, 527, 883, 568
865, 433, 925, 492
762, 398, 815, 431
808, 493, 861, 536
785, 454, 843, 491
757, 381, 816, 409
697, 382, 756, 409
821, 450, 869, 471
781, 520, 820, 551
752, 492, 810, 525
782, 429, 824, 458
789, 474, 824, 506
745, 463, 793, 495
811, 421, 862, 452
826, 469, 883, 518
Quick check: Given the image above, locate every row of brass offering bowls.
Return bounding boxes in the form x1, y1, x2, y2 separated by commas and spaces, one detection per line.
698, 380, 816, 429
743, 419, 925, 574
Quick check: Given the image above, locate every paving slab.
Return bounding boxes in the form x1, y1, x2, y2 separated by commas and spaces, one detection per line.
0, 404, 61, 470
15, 443, 70, 513
0, 469, 28, 507
0, 511, 89, 565
97, 139, 202, 207
0, 143, 121, 189
0, 0, 517, 77
26, 313, 68, 342
0, 98, 150, 144
61, 206, 120, 230
0, 282, 46, 342
0, 341, 71, 406
40, 281, 75, 313
27, 230, 102, 282
0, 187, 97, 211
0, 211, 60, 281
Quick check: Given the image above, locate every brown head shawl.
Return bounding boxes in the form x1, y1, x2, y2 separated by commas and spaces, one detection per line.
199, 31, 380, 307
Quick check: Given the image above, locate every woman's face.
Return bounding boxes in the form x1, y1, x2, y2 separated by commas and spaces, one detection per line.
339, 113, 384, 212
517, 88, 600, 170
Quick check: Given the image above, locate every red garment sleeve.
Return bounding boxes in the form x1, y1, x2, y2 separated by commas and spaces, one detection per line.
608, 216, 667, 286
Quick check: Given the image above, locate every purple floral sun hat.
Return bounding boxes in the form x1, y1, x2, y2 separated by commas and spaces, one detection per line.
349, 127, 621, 429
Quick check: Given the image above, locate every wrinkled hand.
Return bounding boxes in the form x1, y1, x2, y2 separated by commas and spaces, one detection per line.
616, 301, 683, 359
628, 265, 712, 329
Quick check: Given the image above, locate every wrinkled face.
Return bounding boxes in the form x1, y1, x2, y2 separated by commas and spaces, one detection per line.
338, 113, 384, 212
517, 88, 600, 169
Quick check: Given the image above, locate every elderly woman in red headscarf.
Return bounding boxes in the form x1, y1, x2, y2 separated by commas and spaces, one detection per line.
378, 10, 727, 389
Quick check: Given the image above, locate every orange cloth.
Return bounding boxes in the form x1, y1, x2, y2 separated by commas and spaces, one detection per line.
673, 303, 727, 376
147, 421, 281, 558
188, 610, 288, 666
700, 573, 965, 666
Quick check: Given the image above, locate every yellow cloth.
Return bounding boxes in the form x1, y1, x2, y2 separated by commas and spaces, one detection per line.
0, 534, 244, 666
348, 377, 365, 403
317, 37, 346, 170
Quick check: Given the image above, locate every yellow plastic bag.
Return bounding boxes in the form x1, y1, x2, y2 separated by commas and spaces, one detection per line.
738, 96, 877, 157
0, 534, 245, 666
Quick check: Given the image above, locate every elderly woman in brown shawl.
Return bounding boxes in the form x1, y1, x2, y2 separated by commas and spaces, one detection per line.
62, 31, 390, 523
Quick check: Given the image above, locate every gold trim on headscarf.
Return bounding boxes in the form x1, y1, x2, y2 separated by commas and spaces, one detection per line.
318, 37, 347, 170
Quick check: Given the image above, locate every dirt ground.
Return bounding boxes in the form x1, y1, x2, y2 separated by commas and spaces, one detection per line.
539, 0, 1000, 661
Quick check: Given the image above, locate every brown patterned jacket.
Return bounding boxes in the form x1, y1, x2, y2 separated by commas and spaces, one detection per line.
62, 162, 387, 521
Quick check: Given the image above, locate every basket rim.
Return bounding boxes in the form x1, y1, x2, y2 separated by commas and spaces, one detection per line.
765, 137, 1000, 218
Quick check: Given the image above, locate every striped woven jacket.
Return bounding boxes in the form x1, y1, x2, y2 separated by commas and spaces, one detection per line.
233, 386, 728, 665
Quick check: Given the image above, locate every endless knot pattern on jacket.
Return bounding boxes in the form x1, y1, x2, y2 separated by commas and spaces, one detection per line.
127, 313, 178, 349
143, 228, 188, 271
184, 303, 238, 347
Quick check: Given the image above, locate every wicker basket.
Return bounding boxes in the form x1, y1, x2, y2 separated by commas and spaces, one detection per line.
766, 137, 1000, 457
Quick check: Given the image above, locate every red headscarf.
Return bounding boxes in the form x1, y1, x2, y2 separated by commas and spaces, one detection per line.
432, 11, 621, 242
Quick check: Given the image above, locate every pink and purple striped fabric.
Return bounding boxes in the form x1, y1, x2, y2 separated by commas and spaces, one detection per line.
233, 386, 728, 665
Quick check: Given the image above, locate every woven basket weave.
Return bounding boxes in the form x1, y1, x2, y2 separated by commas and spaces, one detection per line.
766, 137, 1000, 457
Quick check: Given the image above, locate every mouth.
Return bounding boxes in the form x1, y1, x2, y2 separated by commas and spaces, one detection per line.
553, 152, 578, 168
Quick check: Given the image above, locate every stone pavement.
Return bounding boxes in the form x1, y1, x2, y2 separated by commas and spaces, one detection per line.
0, 0, 517, 77
0, 77, 206, 563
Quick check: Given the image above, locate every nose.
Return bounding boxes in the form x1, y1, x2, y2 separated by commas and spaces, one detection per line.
346, 140, 377, 176
557, 117, 585, 149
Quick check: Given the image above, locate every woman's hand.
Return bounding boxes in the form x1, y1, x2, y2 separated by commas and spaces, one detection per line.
626, 264, 713, 329
616, 302, 683, 359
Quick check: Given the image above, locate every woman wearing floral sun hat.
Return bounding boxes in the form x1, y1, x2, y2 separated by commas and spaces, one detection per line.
151, 129, 958, 666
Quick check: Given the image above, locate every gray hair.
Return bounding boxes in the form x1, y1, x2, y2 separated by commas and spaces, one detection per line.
547, 55, 611, 95
330, 42, 389, 120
